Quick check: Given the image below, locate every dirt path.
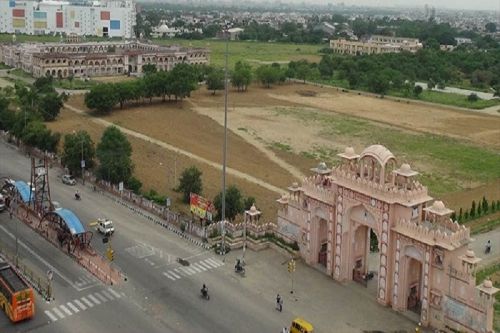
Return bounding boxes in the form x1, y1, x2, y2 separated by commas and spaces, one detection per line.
64, 103, 284, 195
187, 100, 306, 181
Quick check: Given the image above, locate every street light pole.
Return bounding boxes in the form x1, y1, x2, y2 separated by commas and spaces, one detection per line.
220, 25, 229, 256
81, 138, 85, 185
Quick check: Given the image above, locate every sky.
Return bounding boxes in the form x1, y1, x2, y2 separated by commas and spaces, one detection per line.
337, 0, 500, 11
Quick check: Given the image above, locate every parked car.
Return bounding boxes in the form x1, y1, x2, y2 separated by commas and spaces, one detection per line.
97, 218, 115, 236
62, 175, 77, 185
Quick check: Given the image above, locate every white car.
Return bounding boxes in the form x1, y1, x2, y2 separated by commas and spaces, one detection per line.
62, 175, 77, 185
97, 218, 115, 236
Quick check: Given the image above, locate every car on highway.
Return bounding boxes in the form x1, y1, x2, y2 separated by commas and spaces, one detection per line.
62, 174, 77, 185
97, 218, 115, 236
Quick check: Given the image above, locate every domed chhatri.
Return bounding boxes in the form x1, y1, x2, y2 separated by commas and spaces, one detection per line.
277, 144, 498, 333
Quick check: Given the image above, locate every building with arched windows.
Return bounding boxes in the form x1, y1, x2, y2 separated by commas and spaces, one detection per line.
276, 145, 498, 333
0, 41, 209, 78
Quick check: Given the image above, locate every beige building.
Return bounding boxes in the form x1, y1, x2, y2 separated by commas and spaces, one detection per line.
0, 41, 209, 78
330, 35, 423, 55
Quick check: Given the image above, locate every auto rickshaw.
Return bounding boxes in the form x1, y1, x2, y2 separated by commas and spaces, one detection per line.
290, 318, 314, 333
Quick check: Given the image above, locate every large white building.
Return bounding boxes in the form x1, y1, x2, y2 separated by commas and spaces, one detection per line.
0, 0, 136, 39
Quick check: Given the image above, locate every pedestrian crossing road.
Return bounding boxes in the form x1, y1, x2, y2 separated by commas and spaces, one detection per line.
44, 288, 124, 322
162, 257, 224, 281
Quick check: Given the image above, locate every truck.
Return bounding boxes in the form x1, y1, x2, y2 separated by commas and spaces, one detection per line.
96, 218, 114, 236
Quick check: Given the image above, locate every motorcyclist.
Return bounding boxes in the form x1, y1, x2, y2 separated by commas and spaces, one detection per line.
201, 284, 208, 296
235, 259, 242, 272
75, 190, 80, 200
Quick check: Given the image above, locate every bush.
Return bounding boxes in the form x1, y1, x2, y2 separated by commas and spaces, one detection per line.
126, 176, 142, 194
468, 93, 479, 102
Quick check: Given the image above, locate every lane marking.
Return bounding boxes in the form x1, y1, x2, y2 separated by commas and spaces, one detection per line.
163, 272, 176, 280
108, 288, 122, 298
101, 290, 115, 301
94, 292, 108, 303
44, 310, 58, 322
190, 265, 202, 273
169, 271, 181, 279
193, 263, 207, 272
59, 304, 72, 316
87, 294, 101, 305
206, 258, 223, 267
81, 296, 94, 307
74, 299, 87, 310
67, 302, 79, 313
201, 259, 219, 269
198, 261, 213, 270
52, 307, 65, 319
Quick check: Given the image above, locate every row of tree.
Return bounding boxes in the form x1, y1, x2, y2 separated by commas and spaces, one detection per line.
0, 77, 66, 153
453, 197, 500, 223
84, 63, 200, 113
175, 166, 256, 222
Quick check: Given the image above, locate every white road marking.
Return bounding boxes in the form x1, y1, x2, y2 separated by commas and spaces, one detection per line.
101, 290, 115, 301
108, 288, 122, 298
163, 272, 176, 280
198, 261, 213, 270
169, 271, 182, 279
59, 304, 72, 316
206, 258, 223, 267
74, 299, 87, 310
94, 292, 108, 303
81, 296, 94, 307
52, 307, 65, 319
193, 263, 207, 271
44, 310, 58, 322
87, 294, 101, 305
190, 265, 202, 273
201, 259, 219, 268
67, 302, 79, 313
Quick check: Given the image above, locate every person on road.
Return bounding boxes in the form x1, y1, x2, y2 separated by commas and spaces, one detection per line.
276, 294, 282, 312
485, 240, 491, 254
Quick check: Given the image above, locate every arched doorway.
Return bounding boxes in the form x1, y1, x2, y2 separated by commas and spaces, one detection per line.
310, 207, 329, 270
403, 245, 423, 314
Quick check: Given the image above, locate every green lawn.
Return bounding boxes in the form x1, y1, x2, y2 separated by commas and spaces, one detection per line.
156, 39, 325, 68
275, 107, 500, 196
53, 78, 97, 90
9, 68, 32, 79
393, 90, 500, 110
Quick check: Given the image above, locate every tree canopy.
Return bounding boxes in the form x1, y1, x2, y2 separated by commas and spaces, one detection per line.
96, 126, 133, 184
62, 130, 96, 176
175, 166, 203, 203
231, 61, 252, 92
213, 185, 244, 222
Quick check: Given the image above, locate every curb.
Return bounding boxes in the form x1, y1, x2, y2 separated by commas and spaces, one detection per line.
95, 187, 211, 251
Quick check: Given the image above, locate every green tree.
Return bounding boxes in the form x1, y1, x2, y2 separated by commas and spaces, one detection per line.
213, 185, 244, 222
458, 207, 463, 222
114, 82, 133, 109
21, 120, 60, 152
62, 130, 95, 176
231, 61, 252, 92
482, 196, 489, 214
470, 200, 476, 218
485, 22, 497, 33
170, 63, 198, 100
295, 62, 312, 83
174, 166, 203, 203
206, 67, 225, 95
85, 84, 118, 113
243, 196, 256, 210
427, 79, 435, 90
96, 126, 133, 184
255, 65, 280, 88
467, 93, 479, 102
413, 85, 423, 98
38, 91, 65, 121
142, 64, 157, 75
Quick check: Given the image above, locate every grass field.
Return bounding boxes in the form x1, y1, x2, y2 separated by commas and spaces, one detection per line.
156, 39, 325, 68
54, 78, 98, 90
391, 90, 500, 110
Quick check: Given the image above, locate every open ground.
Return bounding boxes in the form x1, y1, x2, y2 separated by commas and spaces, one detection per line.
48, 81, 500, 222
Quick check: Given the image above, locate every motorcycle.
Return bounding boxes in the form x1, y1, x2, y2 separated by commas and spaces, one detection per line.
485, 245, 491, 254
201, 288, 210, 300
235, 264, 245, 275
74, 192, 81, 200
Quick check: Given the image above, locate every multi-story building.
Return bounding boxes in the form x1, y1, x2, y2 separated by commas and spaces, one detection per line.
330, 35, 423, 55
0, 0, 136, 39
0, 41, 209, 78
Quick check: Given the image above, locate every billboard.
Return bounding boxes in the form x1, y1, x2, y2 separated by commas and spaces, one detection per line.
190, 193, 214, 221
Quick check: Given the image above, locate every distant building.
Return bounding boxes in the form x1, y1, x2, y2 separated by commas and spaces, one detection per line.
454, 37, 473, 45
0, 41, 209, 78
217, 27, 244, 41
0, 0, 136, 39
330, 35, 423, 55
313, 22, 336, 36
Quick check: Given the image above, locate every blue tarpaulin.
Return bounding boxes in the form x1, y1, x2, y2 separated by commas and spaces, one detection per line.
14, 181, 33, 203
53, 208, 85, 235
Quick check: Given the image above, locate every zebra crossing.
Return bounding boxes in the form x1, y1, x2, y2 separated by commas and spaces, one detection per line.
44, 288, 123, 322
73, 273, 99, 290
162, 257, 224, 281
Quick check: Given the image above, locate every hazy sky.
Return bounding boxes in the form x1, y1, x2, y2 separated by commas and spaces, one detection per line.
338, 0, 500, 11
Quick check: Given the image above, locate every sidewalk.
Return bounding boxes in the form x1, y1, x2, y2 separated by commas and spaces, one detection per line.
224, 248, 419, 333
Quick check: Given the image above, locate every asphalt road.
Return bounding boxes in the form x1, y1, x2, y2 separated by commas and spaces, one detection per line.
0, 140, 423, 333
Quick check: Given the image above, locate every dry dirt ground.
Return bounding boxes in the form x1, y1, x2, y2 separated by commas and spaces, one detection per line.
53, 82, 500, 221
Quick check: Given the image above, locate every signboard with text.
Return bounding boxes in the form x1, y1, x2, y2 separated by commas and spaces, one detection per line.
190, 193, 214, 221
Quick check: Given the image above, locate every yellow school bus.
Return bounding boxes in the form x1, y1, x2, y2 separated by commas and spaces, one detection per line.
290, 318, 314, 333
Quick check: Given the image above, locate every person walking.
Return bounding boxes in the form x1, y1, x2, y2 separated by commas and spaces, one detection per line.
276, 294, 282, 312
